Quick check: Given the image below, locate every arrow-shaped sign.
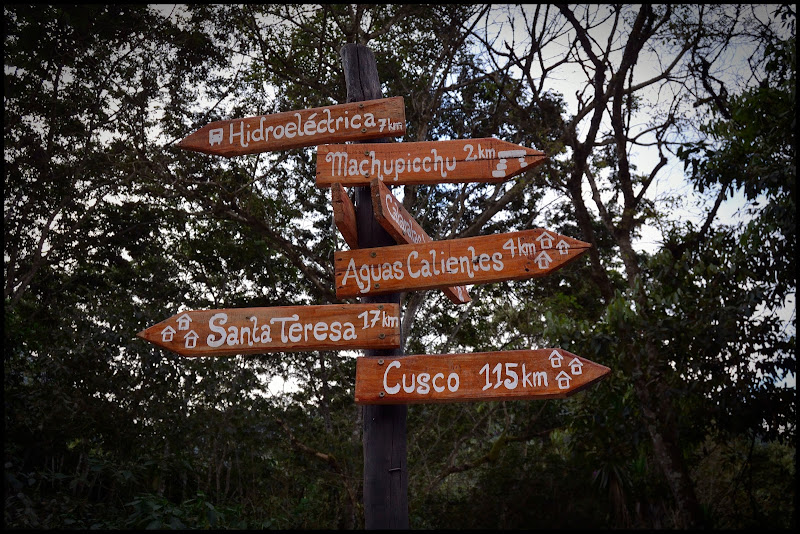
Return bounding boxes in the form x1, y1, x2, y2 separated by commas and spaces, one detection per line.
334, 228, 590, 298
176, 97, 405, 157
137, 303, 401, 357
331, 183, 359, 249
355, 348, 610, 404
370, 178, 470, 305
316, 138, 546, 187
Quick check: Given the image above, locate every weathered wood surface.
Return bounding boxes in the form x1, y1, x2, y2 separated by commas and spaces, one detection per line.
371, 178, 470, 304
335, 228, 590, 298
355, 349, 610, 404
341, 43, 408, 530
331, 183, 359, 249
316, 137, 546, 187
137, 303, 401, 357
176, 96, 405, 157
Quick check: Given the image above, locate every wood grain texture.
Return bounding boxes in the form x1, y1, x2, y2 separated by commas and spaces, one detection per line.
355, 349, 611, 404
341, 42, 409, 531
137, 303, 401, 357
335, 228, 591, 298
316, 138, 546, 187
371, 178, 470, 304
331, 183, 359, 249
176, 97, 405, 157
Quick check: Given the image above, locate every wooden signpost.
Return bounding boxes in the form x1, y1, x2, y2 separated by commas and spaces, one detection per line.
331, 182, 360, 249
335, 228, 591, 298
316, 138, 546, 187
339, 43, 408, 530
176, 96, 405, 157
153, 41, 608, 530
137, 303, 401, 357
355, 349, 610, 404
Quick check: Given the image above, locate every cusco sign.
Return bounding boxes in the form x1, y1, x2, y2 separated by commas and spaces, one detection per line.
334, 228, 590, 298
316, 138, 546, 187
176, 97, 405, 157
137, 303, 401, 357
355, 349, 610, 404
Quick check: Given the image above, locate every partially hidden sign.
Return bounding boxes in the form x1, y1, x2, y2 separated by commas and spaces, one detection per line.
370, 178, 470, 305
331, 183, 359, 249
138, 303, 401, 357
335, 228, 590, 298
176, 97, 405, 157
355, 349, 610, 404
316, 138, 546, 187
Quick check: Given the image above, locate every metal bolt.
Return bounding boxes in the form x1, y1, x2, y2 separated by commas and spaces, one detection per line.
378, 305, 384, 310
361, 127, 367, 133
371, 252, 377, 257
375, 283, 380, 288
359, 103, 364, 109
379, 392, 385, 398
378, 359, 384, 365
364, 150, 370, 156
379, 333, 385, 339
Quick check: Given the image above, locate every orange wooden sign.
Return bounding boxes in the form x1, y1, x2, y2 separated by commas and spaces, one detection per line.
176, 97, 405, 157
355, 349, 610, 404
332, 183, 359, 249
335, 228, 590, 298
137, 303, 401, 357
316, 138, 546, 187
371, 178, 470, 305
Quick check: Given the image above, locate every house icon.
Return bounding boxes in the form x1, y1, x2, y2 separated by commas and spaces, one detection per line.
176, 313, 192, 331
536, 231, 554, 249
555, 370, 572, 389
549, 350, 564, 368
535, 250, 553, 269
568, 357, 583, 375
161, 325, 176, 342
184, 330, 199, 349
556, 239, 570, 255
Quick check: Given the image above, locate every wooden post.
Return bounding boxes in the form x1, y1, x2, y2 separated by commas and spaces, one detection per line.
340, 43, 408, 529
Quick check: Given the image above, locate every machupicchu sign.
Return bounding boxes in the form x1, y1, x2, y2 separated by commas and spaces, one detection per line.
315, 138, 546, 187
370, 178, 470, 305
137, 303, 401, 357
176, 96, 406, 157
355, 348, 610, 404
334, 228, 590, 298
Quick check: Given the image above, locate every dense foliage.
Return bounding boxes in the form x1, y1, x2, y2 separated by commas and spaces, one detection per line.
4, 4, 795, 529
